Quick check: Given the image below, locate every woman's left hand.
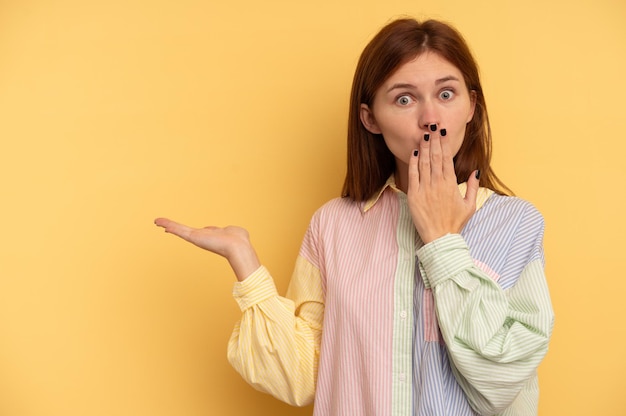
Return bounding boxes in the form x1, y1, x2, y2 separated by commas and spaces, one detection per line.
407, 128, 480, 244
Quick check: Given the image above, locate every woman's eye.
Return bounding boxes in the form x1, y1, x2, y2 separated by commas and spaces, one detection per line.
440, 90, 454, 100
396, 95, 412, 105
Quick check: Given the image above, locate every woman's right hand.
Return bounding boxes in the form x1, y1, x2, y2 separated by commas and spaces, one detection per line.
154, 218, 261, 281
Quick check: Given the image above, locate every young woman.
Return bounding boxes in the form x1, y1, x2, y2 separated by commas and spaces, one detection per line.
155, 18, 554, 416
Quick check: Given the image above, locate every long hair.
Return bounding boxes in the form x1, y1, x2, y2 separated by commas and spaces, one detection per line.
341, 18, 512, 201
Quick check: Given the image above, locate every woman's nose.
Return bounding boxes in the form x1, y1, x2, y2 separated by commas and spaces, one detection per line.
419, 101, 440, 131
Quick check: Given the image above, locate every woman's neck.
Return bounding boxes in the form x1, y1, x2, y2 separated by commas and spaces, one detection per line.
394, 165, 409, 194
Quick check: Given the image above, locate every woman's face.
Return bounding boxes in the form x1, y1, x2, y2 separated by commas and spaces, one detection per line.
360, 52, 476, 175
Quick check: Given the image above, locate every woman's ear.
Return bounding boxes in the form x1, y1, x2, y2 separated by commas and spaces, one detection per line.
360, 103, 382, 134
467, 90, 477, 123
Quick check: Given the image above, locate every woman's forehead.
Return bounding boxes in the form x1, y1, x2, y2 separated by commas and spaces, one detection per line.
383, 52, 465, 86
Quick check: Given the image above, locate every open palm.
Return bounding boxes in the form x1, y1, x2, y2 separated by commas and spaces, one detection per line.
154, 218, 260, 281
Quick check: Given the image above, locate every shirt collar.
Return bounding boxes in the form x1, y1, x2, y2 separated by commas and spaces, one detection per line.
362, 175, 494, 213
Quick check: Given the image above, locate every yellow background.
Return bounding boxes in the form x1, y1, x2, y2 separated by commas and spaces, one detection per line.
1, 0, 624, 415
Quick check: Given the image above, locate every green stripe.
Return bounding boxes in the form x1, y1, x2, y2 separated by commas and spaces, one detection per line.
391, 194, 414, 416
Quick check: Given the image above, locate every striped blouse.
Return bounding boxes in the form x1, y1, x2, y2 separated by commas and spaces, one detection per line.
227, 178, 554, 415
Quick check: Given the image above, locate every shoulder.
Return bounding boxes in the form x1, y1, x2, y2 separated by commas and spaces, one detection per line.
311, 196, 362, 223
317, 196, 358, 211
466, 194, 546, 278
300, 197, 361, 260
482, 193, 544, 225
468, 193, 545, 243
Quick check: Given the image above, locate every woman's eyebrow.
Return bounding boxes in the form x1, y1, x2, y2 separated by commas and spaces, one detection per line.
386, 83, 416, 93
435, 75, 461, 84
386, 76, 461, 93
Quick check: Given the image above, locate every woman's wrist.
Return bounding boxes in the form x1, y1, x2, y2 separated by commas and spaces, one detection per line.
226, 240, 261, 282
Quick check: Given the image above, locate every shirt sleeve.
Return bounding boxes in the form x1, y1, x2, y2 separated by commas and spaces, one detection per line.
417, 218, 554, 414
226, 255, 324, 406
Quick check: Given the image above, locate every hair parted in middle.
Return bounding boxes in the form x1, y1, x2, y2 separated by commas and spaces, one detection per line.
341, 18, 511, 202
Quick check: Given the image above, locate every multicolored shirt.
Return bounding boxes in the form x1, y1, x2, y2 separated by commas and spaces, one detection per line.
227, 178, 554, 415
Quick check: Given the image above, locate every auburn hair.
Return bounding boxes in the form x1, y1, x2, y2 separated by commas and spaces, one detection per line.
341, 18, 512, 201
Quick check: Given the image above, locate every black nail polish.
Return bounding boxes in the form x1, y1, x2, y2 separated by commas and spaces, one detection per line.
424, 133, 430, 142
429, 124, 437, 132
475, 169, 481, 179
440, 128, 447, 137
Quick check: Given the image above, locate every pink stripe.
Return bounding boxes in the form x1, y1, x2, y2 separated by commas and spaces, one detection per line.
301, 190, 398, 415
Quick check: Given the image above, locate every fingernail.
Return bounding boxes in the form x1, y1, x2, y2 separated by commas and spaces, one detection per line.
413, 149, 418, 157
475, 169, 481, 179
424, 133, 430, 142
440, 128, 447, 137
429, 124, 437, 132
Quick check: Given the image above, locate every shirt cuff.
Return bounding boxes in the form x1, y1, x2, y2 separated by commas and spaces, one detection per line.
417, 234, 474, 289
232, 265, 278, 311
